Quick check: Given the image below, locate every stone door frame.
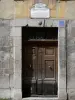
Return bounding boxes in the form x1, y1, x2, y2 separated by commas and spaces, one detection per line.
10, 18, 67, 100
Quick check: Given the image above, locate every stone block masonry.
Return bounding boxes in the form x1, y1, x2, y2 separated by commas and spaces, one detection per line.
0, 19, 13, 99
0, 19, 75, 100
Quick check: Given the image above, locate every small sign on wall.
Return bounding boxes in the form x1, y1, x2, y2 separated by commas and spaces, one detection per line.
59, 20, 65, 27
30, 3, 50, 18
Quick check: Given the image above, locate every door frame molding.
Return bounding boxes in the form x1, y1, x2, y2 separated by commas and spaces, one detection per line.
10, 18, 67, 100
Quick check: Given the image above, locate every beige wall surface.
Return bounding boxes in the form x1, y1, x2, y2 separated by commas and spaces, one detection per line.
0, 0, 75, 19
0, 0, 14, 19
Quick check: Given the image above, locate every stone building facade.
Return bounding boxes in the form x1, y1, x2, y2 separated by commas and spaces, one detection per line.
0, 0, 75, 100
0, 19, 75, 100
0, 0, 75, 19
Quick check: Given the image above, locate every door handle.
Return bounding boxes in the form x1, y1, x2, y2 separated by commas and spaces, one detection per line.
29, 64, 31, 68
48, 66, 53, 71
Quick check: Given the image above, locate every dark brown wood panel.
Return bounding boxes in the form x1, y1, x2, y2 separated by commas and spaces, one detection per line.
22, 42, 58, 97
24, 46, 37, 79
42, 46, 57, 95
45, 48, 55, 55
37, 47, 42, 79
45, 60, 54, 78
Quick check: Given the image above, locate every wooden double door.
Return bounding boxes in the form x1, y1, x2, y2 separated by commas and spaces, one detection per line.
22, 42, 58, 97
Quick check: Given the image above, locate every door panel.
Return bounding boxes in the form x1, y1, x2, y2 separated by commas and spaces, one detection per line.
37, 48, 42, 79
23, 43, 58, 96
43, 47, 56, 79
42, 46, 57, 95
37, 47, 43, 95
43, 81, 57, 95
45, 60, 54, 78
37, 80, 43, 95
23, 46, 37, 96
24, 46, 37, 79
31, 80, 37, 95
45, 48, 55, 55
37, 53, 42, 79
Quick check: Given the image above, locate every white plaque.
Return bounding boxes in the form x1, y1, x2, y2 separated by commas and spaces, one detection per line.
30, 3, 50, 18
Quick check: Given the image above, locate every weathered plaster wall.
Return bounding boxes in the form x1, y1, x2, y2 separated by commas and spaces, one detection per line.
64, 1, 75, 19
0, 0, 14, 19
67, 20, 75, 100
10, 26, 22, 100
0, 0, 75, 19
0, 20, 14, 98
14, 1, 75, 19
